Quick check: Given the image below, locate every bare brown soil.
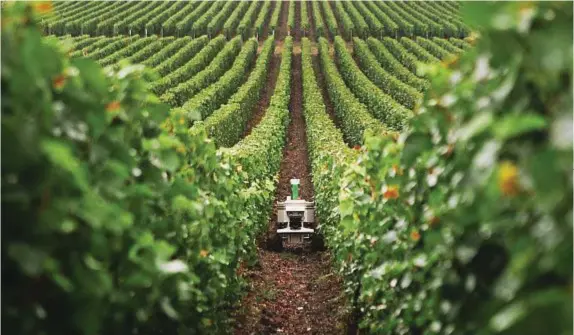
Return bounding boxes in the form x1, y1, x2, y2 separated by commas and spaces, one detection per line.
234, 250, 347, 335
293, 1, 302, 41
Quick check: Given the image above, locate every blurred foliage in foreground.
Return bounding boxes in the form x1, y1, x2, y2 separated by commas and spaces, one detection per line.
326, 1, 573, 334
2, 3, 273, 334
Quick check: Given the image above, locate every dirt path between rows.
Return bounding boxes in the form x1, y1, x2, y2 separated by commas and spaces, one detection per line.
293, 1, 302, 41
233, 16, 348, 333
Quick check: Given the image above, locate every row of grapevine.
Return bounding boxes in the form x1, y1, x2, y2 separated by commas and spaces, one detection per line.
332, 2, 354, 40
416, 36, 452, 59
215, 37, 293, 270
45, 1, 111, 36
193, 37, 275, 147
449, 37, 472, 49
366, 37, 430, 91
301, 1, 310, 35
222, 1, 250, 39
144, 1, 190, 36
393, 1, 445, 37
68, 35, 122, 57
85, 35, 139, 61
400, 36, 441, 63
410, 1, 458, 37
127, 1, 177, 36
44, 0, 82, 18
311, 1, 324, 37
198, 1, 236, 38
300, 37, 356, 248
41, 1, 98, 32
418, 1, 470, 36
44, 1, 468, 39
65, 35, 153, 61
442, 0, 460, 12
152, 36, 209, 77
380, 1, 433, 37
376, 1, 415, 37
123, 37, 176, 66
432, 36, 464, 54
113, 2, 162, 36
380, 37, 421, 73
174, 1, 213, 37
364, 1, 399, 37
334, 36, 412, 130
353, 1, 385, 38
143, 38, 191, 68
268, 1, 282, 35
321, 1, 338, 37
97, 36, 157, 67
161, 2, 199, 36
161, 37, 243, 107
254, 1, 272, 38
317, 37, 387, 146
237, 1, 262, 39
318, 2, 572, 334
66, 34, 104, 51
151, 36, 227, 96
342, 1, 369, 39
4, 4, 278, 334
96, 2, 151, 36
177, 38, 259, 122
287, 0, 295, 35
351, 37, 423, 110
55, 33, 88, 42
82, 2, 136, 36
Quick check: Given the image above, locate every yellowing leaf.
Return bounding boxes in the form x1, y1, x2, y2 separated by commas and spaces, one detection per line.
106, 101, 121, 112
383, 185, 399, 199
32, 2, 53, 14
498, 161, 520, 196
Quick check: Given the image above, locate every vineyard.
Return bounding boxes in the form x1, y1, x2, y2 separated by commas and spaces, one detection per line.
41, 0, 469, 38
3, 2, 572, 335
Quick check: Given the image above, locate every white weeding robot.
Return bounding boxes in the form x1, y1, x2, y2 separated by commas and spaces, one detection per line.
276, 179, 315, 245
